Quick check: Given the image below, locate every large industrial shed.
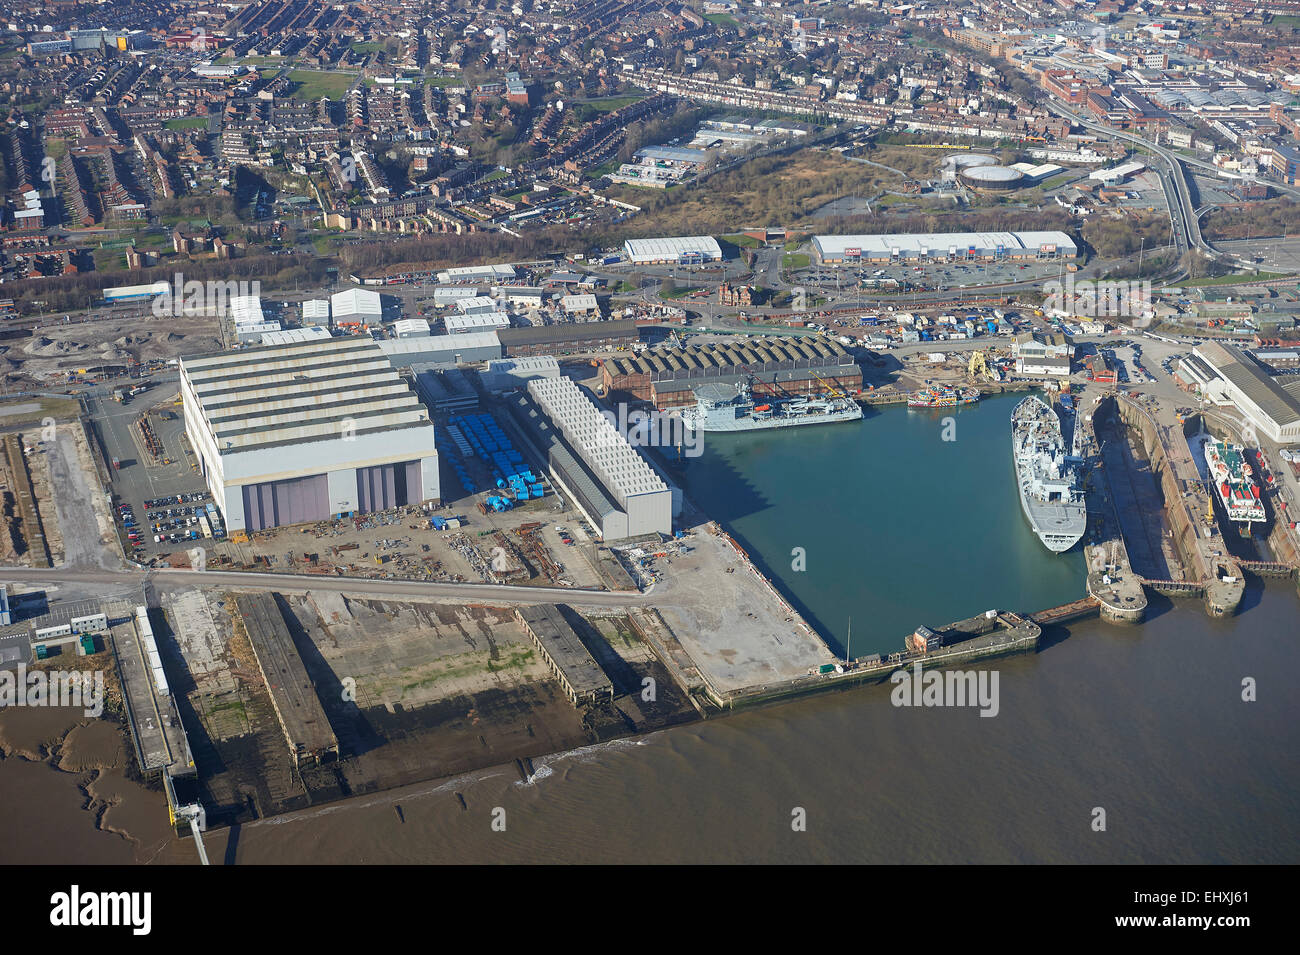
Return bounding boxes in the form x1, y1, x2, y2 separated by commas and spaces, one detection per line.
601, 337, 861, 409
811, 231, 1077, 264
511, 377, 676, 540
623, 236, 723, 265
180, 337, 440, 535
379, 332, 502, 368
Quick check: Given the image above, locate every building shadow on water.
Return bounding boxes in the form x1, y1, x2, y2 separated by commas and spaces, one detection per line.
664, 442, 771, 524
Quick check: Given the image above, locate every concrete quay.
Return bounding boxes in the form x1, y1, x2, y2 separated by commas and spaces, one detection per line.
1073, 391, 1148, 623
1098, 392, 1244, 617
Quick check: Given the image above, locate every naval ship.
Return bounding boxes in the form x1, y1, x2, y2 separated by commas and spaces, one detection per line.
1011, 395, 1087, 553
680, 379, 863, 432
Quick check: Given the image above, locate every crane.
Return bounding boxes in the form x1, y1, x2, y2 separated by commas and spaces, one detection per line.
809, 368, 847, 400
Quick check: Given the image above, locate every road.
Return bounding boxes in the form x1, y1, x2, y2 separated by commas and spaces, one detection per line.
0, 564, 652, 609
1042, 98, 1256, 270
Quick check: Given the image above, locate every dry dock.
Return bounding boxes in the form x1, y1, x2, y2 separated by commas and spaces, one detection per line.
233, 593, 340, 770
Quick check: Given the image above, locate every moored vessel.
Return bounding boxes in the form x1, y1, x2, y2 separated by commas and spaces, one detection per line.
681, 379, 863, 433
1012, 395, 1087, 553
907, 385, 980, 408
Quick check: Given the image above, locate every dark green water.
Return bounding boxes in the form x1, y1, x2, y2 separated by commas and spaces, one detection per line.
675, 393, 1085, 655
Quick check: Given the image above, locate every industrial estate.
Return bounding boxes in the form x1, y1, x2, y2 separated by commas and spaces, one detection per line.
2, 0, 1300, 868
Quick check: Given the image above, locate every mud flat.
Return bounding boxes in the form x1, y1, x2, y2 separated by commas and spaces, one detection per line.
0, 705, 173, 864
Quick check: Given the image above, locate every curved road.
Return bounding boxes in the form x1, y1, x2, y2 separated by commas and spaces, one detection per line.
1043, 98, 1255, 269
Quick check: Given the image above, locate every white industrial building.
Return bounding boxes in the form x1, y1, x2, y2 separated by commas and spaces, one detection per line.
1090, 161, 1145, 184
493, 286, 548, 309
437, 264, 517, 284
812, 231, 1077, 264
331, 288, 382, 326
623, 236, 723, 265
525, 377, 673, 539
235, 320, 282, 344
1013, 331, 1073, 377
1187, 343, 1300, 443
456, 296, 501, 315
446, 312, 510, 334
379, 332, 502, 368
230, 295, 265, 326
433, 286, 479, 304
560, 293, 599, 317
391, 318, 431, 339
301, 299, 331, 326
260, 326, 331, 347
180, 337, 439, 535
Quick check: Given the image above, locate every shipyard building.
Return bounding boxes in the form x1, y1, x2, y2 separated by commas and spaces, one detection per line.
180, 337, 439, 535
811, 231, 1077, 265
499, 319, 640, 357
601, 336, 861, 409
1013, 331, 1073, 377
508, 377, 676, 540
1183, 342, 1300, 443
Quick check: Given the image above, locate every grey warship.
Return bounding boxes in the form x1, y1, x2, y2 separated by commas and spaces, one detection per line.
1011, 394, 1087, 553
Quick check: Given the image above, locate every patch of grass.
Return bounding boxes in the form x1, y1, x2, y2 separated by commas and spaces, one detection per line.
1179, 271, 1289, 287
721, 233, 759, 248
92, 248, 126, 272
783, 252, 811, 268
350, 41, 382, 54
661, 285, 701, 299
165, 117, 209, 131
398, 647, 536, 693
705, 13, 740, 27
0, 397, 81, 424
424, 74, 461, 88
287, 69, 356, 101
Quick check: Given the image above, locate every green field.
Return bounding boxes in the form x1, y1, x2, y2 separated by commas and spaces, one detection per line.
721, 233, 759, 248
573, 95, 646, 122
424, 74, 462, 88
165, 117, 209, 131
661, 286, 702, 299
1177, 271, 1290, 287
288, 70, 356, 101
351, 42, 382, 54
783, 253, 811, 268
705, 13, 740, 27
0, 397, 82, 425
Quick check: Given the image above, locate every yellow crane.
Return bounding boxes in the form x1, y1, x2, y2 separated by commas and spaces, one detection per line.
810, 369, 847, 399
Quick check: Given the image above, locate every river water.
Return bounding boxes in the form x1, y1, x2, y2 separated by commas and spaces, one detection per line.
5, 396, 1298, 864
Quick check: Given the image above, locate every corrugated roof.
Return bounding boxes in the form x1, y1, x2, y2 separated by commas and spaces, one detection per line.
1197, 342, 1300, 427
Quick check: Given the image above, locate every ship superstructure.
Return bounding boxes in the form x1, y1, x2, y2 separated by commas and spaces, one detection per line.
1203, 438, 1265, 527
680, 379, 862, 433
907, 385, 980, 408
